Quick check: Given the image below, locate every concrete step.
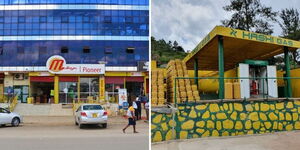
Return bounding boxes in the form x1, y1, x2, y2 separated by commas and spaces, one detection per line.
14, 103, 73, 116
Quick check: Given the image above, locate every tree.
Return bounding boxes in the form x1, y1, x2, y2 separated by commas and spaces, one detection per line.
279, 8, 300, 65
151, 36, 187, 67
222, 0, 277, 35
279, 8, 300, 39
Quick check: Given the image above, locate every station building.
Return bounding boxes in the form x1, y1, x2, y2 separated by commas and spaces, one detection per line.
0, 0, 149, 104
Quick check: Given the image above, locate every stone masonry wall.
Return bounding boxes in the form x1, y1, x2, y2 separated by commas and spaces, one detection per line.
151, 100, 300, 142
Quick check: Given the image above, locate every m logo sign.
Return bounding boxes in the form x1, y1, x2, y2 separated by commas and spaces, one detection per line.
46, 55, 105, 75
48, 58, 65, 72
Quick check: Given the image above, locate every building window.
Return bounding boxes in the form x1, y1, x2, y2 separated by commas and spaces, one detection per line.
104, 16, 112, 23
80, 77, 99, 99
0, 17, 4, 23
83, 46, 90, 53
105, 47, 112, 54
83, 16, 90, 23
126, 47, 135, 54
125, 17, 133, 23
18, 16, 25, 23
17, 47, 24, 54
0, 47, 3, 55
61, 46, 68, 53
61, 16, 69, 23
39, 46, 47, 55
39, 16, 47, 23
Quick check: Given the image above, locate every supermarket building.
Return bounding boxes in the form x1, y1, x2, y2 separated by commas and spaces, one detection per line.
0, 0, 149, 105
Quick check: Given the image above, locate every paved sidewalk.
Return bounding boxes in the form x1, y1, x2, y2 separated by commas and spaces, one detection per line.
152, 131, 300, 150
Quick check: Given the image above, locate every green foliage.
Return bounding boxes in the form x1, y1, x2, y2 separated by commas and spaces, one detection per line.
279, 8, 300, 66
222, 0, 277, 35
151, 36, 187, 67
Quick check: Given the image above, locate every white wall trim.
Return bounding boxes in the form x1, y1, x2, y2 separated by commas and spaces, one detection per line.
0, 36, 148, 41
0, 66, 138, 72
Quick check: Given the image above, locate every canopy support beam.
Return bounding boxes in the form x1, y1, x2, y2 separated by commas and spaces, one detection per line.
218, 36, 224, 99
284, 46, 292, 97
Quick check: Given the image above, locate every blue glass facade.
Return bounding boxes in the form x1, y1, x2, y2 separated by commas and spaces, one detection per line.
0, 1, 149, 67
0, 10, 148, 36
0, 0, 148, 5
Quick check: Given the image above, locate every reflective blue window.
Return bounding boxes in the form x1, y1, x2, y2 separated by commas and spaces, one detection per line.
0, 8, 149, 66
40, 16, 47, 23
61, 16, 69, 23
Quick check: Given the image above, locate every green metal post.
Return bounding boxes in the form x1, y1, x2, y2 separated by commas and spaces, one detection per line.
174, 78, 177, 106
194, 59, 199, 88
284, 46, 292, 97
218, 36, 225, 99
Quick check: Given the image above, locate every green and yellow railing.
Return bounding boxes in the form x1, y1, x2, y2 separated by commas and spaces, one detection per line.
9, 95, 18, 112
72, 97, 105, 113
0, 94, 18, 111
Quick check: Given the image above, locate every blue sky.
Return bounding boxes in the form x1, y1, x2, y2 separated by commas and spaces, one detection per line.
152, 0, 300, 51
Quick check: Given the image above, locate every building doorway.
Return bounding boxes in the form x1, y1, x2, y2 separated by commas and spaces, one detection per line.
30, 76, 54, 104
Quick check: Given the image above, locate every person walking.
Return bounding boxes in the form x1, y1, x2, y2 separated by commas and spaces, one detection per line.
133, 96, 139, 120
122, 102, 138, 133
136, 96, 142, 120
145, 100, 149, 122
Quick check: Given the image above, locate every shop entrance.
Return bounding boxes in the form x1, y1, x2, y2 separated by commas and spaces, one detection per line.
30, 76, 54, 104
31, 82, 54, 103
126, 82, 144, 98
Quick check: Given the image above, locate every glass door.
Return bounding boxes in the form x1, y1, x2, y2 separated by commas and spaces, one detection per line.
59, 82, 77, 103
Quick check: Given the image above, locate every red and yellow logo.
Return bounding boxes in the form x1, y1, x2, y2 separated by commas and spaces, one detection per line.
46, 56, 66, 72
49, 58, 64, 72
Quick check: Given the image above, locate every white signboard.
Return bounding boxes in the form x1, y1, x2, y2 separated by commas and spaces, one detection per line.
46, 55, 105, 74
118, 89, 127, 106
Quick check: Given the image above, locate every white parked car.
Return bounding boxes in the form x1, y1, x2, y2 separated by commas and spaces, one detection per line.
0, 107, 23, 127
75, 104, 108, 129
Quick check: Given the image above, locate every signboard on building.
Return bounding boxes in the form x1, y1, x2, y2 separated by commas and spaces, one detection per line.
137, 61, 149, 72
46, 55, 105, 74
118, 88, 127, 106
99, 76, 105, 100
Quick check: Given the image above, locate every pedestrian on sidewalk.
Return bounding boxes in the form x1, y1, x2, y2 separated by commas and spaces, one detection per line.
123, 102, 138, 133
133, 96, 139, 120
145, 100, 149, 122
136, 96, 142, 120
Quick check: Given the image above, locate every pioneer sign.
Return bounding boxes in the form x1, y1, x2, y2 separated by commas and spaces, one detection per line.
46, 55, 105, 74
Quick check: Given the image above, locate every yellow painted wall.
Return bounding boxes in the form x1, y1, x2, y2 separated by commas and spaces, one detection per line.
290, 69, 300, 97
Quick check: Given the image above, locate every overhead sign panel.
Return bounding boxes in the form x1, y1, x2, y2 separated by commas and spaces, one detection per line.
46, 55, 105, 74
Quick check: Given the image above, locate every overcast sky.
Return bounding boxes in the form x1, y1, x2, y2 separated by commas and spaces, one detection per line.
151, 0, 300, 51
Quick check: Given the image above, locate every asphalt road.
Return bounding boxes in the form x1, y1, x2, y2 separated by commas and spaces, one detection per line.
0, 116, 149, 150
152, 130, 300, 150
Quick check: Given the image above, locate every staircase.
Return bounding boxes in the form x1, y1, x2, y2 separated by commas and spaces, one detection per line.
14, 103, 73, 116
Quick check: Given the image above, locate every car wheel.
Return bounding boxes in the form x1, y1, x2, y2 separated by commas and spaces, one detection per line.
11, 117, 20, 127
102, 123, 107, 128
75, 118, 78, 126
79, 123, 83, 129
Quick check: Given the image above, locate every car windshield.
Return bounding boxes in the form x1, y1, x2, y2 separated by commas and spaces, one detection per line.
83, 105, 102, 110
0, 108, 9, 113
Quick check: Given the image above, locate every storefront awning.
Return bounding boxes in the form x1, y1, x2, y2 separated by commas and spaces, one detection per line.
126, 77, 144, 82
105, 77, 124, 84
30, 76, 54, 82
59, 76, 78, 82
